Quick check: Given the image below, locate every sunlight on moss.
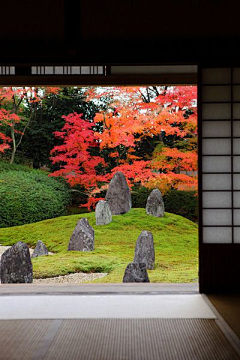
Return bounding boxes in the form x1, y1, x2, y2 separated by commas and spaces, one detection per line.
0, 209, 198, 283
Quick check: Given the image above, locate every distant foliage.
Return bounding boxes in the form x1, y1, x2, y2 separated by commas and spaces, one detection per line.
0, 167, 71, 227
131, 186, 152, 208
163, 190, 198, 222
50, 86, 197, 209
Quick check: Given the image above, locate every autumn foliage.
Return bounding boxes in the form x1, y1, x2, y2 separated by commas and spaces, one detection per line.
0, 87, 60, 162
50, 86, 197, 209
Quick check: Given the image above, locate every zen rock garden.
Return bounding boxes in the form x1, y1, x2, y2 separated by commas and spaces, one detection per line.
0, 171, 165, 284
65, 171, 163, 283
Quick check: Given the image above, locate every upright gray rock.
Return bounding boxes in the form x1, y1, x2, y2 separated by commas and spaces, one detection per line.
105, 171, 132, 215
95, 200, 112, 225
68, 218, 94, 251
32, 240, 48, 258
146, 188, 164, 217
134, 231, 155, 270
0, 242, 33, 283
123, 262, 150, 283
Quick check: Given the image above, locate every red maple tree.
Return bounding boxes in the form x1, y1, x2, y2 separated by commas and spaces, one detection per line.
0, 87, 59, 163
50, 86, 197, 209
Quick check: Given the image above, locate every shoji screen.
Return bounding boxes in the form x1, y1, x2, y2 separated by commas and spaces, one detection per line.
201, 67, 240, 244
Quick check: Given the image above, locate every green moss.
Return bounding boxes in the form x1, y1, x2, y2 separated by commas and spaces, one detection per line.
0, 209, 198, 283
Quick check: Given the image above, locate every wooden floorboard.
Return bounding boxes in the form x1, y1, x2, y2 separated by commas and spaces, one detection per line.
207, 294, 240, 339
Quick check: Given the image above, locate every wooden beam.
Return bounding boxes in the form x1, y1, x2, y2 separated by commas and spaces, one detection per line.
0, 74, 197, 86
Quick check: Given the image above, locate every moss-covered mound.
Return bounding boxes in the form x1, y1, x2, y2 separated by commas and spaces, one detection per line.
0, 209, 198, 283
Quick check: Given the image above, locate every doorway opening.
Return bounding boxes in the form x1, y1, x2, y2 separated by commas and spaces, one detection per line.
0, 66, 198, 287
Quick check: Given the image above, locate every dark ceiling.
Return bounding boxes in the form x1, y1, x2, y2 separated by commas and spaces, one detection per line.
0, 0, 239, 64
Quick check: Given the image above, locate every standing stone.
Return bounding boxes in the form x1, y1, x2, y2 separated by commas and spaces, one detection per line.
68, 218, 94, 251
123, 262, 150, 283
134, 231, 155, 270
95, 200, 112, 225
0, 242, 33, 283
32, 240, 48, 258
105, 171, 132, 215
146, 188, 164, 217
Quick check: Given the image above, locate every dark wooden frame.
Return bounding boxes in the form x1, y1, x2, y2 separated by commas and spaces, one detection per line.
3, 64, 239, 293
198, 64, 240, 293
0, 74, 197, 86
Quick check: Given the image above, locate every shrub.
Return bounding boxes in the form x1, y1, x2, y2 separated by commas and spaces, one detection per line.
67, 205, 89, 216
0, 160, 32, 173
0, 167, 71, 227
131, 186, 152, 208
70, 185, 88, 205
131, 186, 198, 222
163, 190, 198, 222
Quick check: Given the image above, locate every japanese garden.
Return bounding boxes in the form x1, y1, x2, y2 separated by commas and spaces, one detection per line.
0, 85, 198, 284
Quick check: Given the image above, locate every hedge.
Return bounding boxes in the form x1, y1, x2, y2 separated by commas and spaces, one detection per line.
131, 186, 152, 208
132, 186, 198, 222
163, 190, 198, 222
0, 168, 71, 227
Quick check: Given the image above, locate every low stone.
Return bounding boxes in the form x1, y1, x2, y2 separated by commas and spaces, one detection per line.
95, 200, 112, 225
123, 262, 150, 283
146, 188, 164, 217
134, 230, 155, 270
32, 240, 48, 258
0, 242, 33, 283
68, 218, 94, 251
105, 171, 132, 215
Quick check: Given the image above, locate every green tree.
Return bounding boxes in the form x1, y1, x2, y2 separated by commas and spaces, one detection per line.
21, 87, 98, 169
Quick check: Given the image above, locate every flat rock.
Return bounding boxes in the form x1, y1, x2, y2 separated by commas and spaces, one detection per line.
146, 188, 164, 217
32, 240, 48, 258
105, 171, 132, 215
95, 200, 112, 225
123, 262, 150, 283
0, 242, 33, 283
134, 230, 155, 270
68, 218, 94, 251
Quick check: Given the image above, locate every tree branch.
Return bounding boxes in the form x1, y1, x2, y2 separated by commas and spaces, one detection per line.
138, 89, 148, 103
16, 111, 34, 149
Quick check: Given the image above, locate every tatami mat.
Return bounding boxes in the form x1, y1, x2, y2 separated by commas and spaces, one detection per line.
0, 320, 52, 360
0, 319, 238, 360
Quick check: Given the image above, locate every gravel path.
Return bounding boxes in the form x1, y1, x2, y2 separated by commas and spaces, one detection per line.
0, 245, 42, 258
0, 245, 107, 284
33, 272, 107, 284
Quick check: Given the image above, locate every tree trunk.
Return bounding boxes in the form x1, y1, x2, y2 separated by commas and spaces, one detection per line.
10, 126, 16, 164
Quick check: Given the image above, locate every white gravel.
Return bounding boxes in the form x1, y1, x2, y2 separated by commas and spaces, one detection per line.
0, 245, 107, 284
33, 272, 107, 284
0, 245, 47, 259
0, 246, 12, 257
